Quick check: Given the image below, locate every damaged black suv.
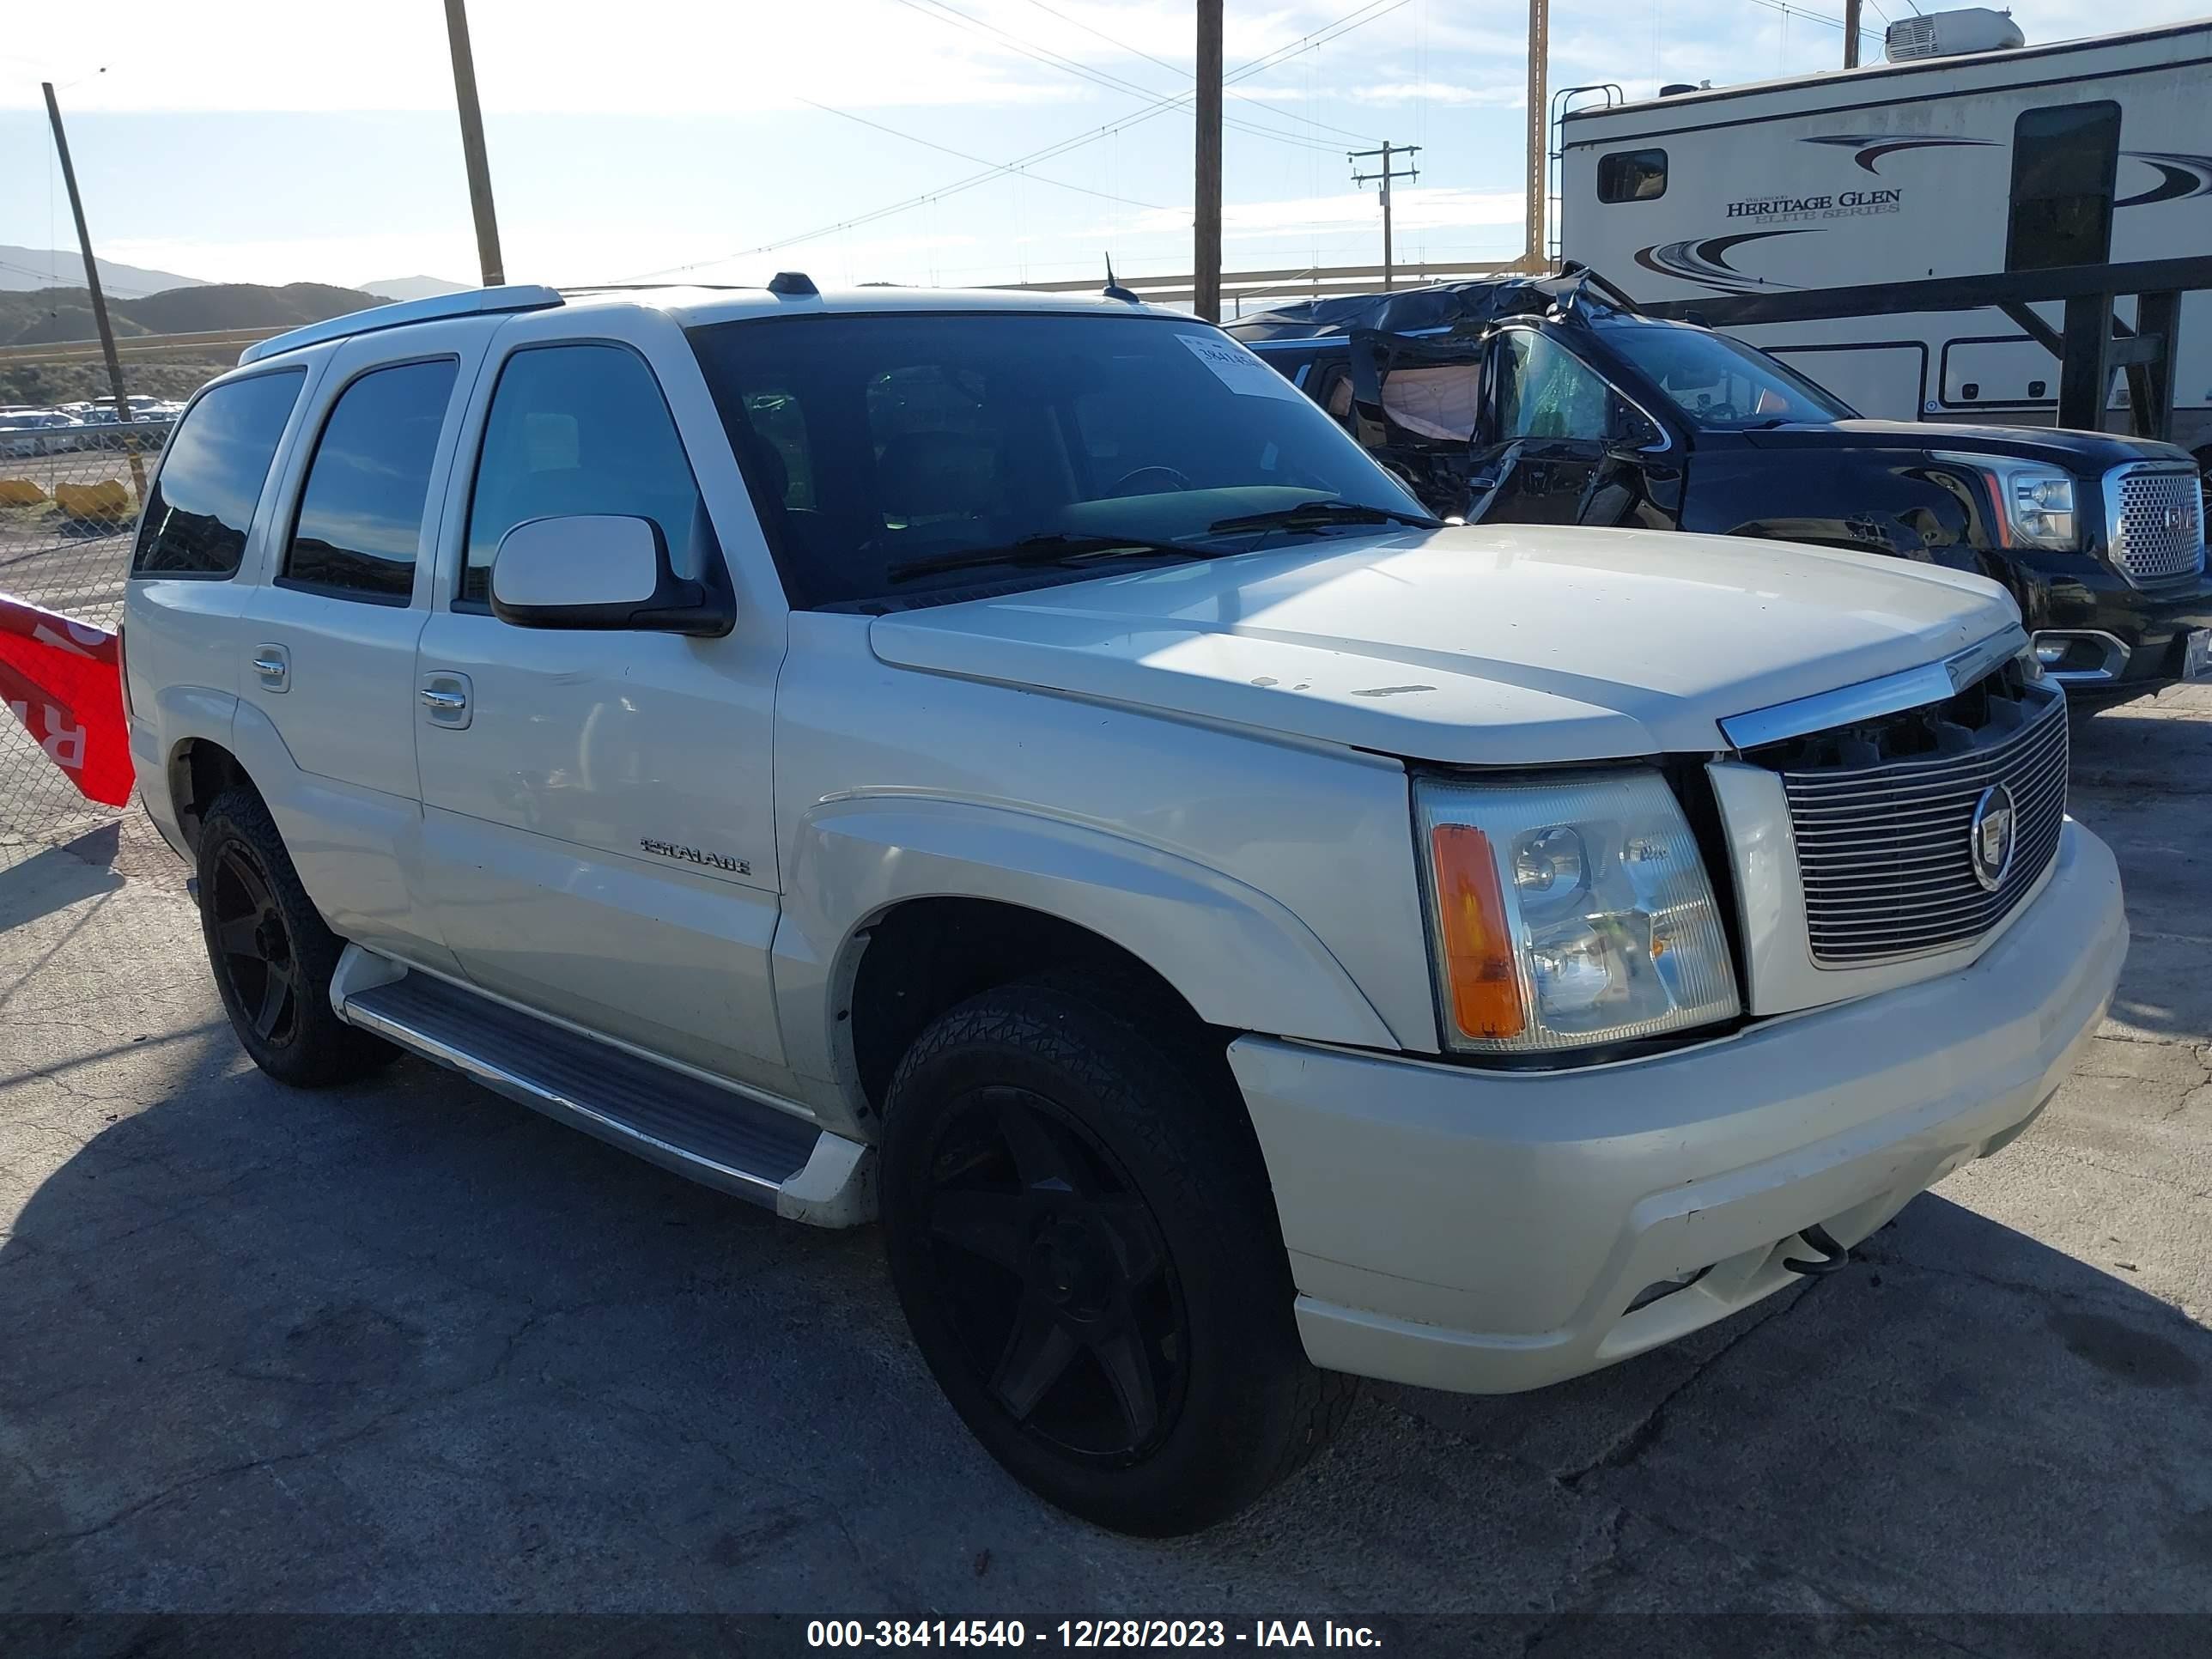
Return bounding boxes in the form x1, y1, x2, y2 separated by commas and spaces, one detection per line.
1230, 270, 2212, 695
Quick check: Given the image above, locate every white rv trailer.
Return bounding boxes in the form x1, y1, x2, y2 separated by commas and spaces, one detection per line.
1558, 13, 2212, 462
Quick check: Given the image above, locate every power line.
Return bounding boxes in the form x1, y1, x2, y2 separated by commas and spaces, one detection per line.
794, 97, 1173, 212
1013, 0, 1382, 144
612, 0, 1413, 280
889, 0, 1346, 155
1741, 0, 1881, 40
0, 255, 154, 299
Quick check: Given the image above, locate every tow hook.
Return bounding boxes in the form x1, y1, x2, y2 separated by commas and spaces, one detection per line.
1783, 1222, 1853, 1277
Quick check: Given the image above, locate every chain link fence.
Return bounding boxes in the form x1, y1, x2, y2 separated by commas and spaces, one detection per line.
1, 418, 167, 846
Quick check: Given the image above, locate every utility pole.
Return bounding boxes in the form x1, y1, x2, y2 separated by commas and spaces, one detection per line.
41, 82, 145, 500
1843, 0, 1863, 67
1348, 143, 1420, 292
1525, 0, 1549, 271
1194, 0, 1224, 322
443, 0, 506, 287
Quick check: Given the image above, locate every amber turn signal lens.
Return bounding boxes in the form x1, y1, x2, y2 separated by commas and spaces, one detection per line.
1430, 822, 1526, 1040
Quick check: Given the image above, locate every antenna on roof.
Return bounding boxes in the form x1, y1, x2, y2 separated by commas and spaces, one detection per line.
1102, 254, 1141, 305
767, 270, 819, 297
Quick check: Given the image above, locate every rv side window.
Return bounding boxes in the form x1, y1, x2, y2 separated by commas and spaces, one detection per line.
1597, 149, 1668, 204
2006, 102, 2120, 272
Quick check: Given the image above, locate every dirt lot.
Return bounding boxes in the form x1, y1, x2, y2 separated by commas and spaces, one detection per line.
2, 690, 2209, 1645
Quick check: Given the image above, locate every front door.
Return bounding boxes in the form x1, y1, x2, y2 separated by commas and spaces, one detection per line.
234, 331, 478, 972
410, 320, 786, 1086
1472, 326, 1619, 525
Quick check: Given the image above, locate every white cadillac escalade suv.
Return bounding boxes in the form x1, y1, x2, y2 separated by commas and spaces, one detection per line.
122, 279, 2126, 1535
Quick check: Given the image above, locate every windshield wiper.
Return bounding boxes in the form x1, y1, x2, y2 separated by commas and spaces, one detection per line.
886, 532, 1209, 584
1205, 499, 1444, 536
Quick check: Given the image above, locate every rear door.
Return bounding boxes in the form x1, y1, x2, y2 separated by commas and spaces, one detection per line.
234, 323, 492, 971
1335, 332, 1488, 516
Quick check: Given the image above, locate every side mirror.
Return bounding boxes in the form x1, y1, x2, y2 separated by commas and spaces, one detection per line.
489, 514, 733, 637
1612, 403, 1668, 453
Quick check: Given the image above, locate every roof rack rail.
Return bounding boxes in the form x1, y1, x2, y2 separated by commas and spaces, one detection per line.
239, 284, 567, 366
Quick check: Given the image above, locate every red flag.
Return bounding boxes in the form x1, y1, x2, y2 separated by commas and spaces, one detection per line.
0, 592, 132, 808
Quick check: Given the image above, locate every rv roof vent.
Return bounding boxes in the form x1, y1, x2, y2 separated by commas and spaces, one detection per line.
1659, 82, 1698, 96
1884, 7, 2023, 61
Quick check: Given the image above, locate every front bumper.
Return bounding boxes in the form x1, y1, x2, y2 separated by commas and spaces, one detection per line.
2009, 551, 2212, 689
1230, 819, 2125, 1395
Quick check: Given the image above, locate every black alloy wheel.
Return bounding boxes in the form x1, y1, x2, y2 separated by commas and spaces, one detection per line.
880, 979, 1355, 1535
209, 840, 301, 1046
921, 1085, 1188, 1462
193, 787, 395, 1087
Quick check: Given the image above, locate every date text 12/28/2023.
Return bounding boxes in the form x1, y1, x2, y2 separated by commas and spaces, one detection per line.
805, 1620, 1384, 1649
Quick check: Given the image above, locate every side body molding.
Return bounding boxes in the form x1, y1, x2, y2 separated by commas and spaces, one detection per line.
773, 796, 1401, 1132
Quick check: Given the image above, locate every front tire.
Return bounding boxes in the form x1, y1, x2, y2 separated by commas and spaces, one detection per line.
880, 981, 1352, 1535
195, 787, 394, 1088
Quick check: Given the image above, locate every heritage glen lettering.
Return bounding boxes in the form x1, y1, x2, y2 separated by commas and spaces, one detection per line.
1728, 188, 1903, 216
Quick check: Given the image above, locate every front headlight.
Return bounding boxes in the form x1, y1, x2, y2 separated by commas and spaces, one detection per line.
1414, 769, 1741, 1054
2002, 466, 2076, 549
1941, 453, 2078, 550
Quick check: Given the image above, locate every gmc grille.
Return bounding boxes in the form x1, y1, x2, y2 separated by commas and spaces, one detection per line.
2105, 463, 2206, 585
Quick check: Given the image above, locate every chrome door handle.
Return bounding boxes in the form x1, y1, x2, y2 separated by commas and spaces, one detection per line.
417, 671, 473, 730
252, 643, 289, 692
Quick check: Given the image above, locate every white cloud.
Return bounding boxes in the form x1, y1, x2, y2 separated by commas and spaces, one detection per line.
1110, 183, 1522, 240
0, 0, 1393, 115
1346, 81, 1524, 107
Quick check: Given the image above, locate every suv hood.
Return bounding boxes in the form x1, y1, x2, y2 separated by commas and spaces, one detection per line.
868, 525, 2018, 765
1741, 418, 2189, 472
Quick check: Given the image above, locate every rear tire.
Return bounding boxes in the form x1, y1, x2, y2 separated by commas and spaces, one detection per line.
195, 787, 395, 1088
880, 979, 1352, 1535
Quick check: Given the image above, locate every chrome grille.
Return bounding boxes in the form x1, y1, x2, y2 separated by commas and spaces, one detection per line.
2105, 463, 2206, 584
1784, 687, 2068, 966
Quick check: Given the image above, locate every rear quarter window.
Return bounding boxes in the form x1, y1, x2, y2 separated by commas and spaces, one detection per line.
129, 368, 307, 578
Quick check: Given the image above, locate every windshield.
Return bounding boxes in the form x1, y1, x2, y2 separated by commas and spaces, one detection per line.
1592, 315, 1854, 428
687, 310, 1428, 608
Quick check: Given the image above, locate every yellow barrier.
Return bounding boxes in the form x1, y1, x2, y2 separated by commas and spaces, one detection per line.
0, 478, 49, 506
52, 480, 133, 521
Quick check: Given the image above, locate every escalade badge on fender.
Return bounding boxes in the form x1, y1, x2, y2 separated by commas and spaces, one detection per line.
1969, 784, 2016, 893
640, 837, 749, 876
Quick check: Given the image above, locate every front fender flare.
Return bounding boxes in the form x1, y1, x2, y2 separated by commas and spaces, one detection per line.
772, 795, 1402, 1104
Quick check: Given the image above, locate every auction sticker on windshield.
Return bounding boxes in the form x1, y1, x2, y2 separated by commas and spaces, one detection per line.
1179, 333, 1307, 401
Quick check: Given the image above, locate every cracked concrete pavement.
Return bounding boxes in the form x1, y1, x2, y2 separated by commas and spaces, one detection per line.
3, 690, 2210, 1637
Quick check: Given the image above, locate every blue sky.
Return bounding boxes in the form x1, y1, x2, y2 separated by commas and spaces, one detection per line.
0, 0, 2187, 295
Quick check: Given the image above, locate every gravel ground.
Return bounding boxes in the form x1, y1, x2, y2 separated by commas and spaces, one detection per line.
2, 689, 2209, 1652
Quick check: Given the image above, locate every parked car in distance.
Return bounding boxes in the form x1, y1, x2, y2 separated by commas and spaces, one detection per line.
125, 279, 2127, 1534
0, 410, 85, 459
1230, 270, 2212, 695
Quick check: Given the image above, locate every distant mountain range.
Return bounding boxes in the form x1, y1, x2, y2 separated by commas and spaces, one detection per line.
0, 246, 475, 307
0, 282, 390, 349
362, 275, 472, 301
0, 245, 207, 297
0, 280, 392, 406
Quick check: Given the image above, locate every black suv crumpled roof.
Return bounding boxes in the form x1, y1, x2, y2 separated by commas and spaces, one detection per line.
1224, 264, 1638, 343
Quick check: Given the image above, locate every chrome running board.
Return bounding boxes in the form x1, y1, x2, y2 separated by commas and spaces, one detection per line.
331, 946, 872, 1224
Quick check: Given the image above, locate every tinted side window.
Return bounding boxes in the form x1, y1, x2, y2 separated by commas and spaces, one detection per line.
284, 359, 458, 602
1598, 149, 1668, 204
1496, 331, 1614, 441
464, 344, 707, 608
130, 369, 305, 577
2007, 102, 2120, 272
